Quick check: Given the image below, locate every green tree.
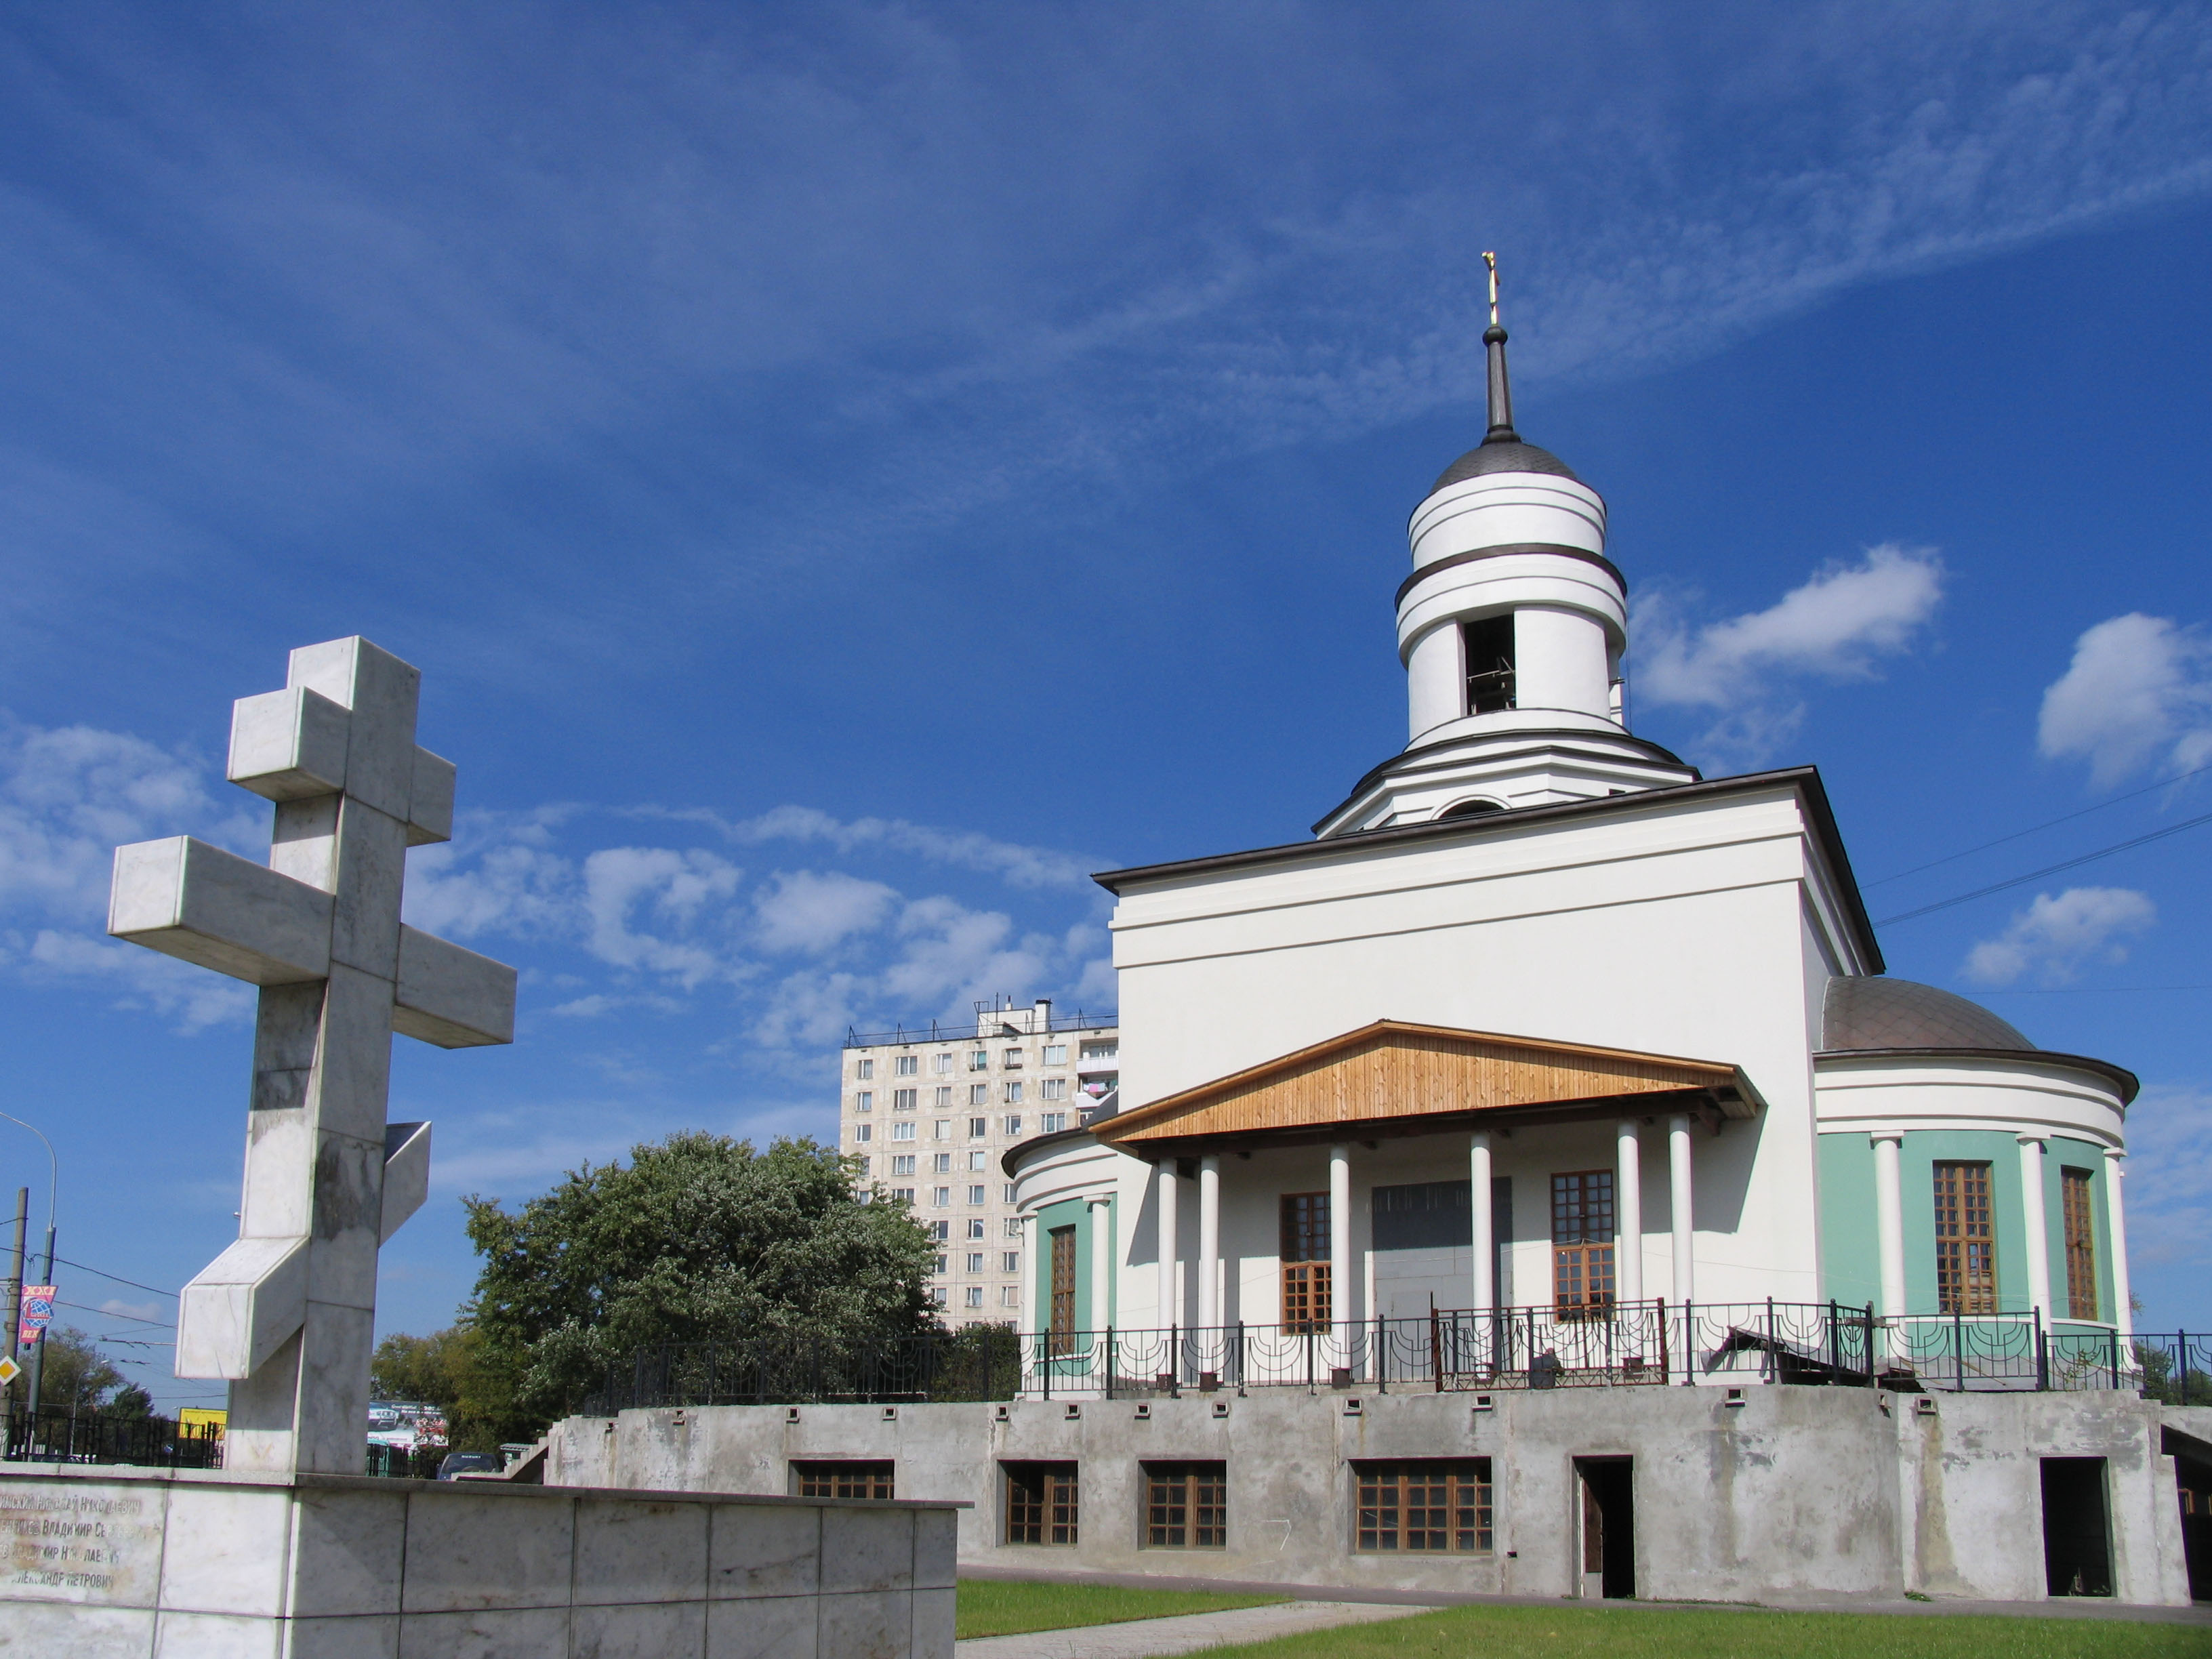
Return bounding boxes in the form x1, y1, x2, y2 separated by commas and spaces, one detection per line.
26, 1327, 146, 1412
462, 1132, 933, 1433
369, 1324, 526, 1452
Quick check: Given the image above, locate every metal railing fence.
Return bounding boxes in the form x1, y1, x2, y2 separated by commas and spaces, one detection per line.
4, 1406, 224, 1469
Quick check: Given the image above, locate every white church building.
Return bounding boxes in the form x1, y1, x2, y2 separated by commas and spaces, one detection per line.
552, 308, 2207, 1609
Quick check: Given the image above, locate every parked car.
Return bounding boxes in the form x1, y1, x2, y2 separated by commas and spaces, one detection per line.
436, 1451, 504, 1481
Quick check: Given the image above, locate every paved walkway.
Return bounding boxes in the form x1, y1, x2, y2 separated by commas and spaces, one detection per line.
956, 1599, 1440, 1659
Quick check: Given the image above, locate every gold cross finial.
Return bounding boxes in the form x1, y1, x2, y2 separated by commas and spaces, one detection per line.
1482, 251, 1499, 328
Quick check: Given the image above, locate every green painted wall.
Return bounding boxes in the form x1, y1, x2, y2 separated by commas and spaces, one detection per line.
1818, 1134, 1881, 1311
1032, 1197, 1113, 1333
1818, 1129, 2119, 1324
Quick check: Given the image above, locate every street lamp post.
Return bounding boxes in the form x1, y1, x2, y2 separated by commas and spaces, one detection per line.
0, 1113, 58, 1428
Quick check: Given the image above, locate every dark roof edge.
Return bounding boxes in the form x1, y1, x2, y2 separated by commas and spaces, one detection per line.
1093, 765, 1886, 975
1814, 1046, 2139, 1105
1315, 731, 1696, 832
1396, 543, 1626, 610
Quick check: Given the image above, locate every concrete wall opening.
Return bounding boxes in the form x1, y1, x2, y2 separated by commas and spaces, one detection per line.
789, 1459, 895, 1500
2165, 1429, 2212, 1601
2040, 1456, 2112, 1597
1574, 1456, 1634, 1599
1002, 1460, 1079, 1545
1463, 614, 1515, 714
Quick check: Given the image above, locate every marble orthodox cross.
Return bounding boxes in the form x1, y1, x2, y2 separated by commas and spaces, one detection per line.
107, 638, 516, 1476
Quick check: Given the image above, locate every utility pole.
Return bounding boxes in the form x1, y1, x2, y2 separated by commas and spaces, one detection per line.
2, 1187, 24, 1415
0, 1113, 58, 1431
24, 1210, 55, 1420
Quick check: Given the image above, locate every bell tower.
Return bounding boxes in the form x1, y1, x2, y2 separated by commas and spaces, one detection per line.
1313, 255, 1697, 838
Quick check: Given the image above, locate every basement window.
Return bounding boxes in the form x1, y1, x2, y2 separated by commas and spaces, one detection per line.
1464, 615, 1516, 714
1004, 1462, 1080, 1545
792, 1460, 895, 1500
1355, 1460, 1493, 1553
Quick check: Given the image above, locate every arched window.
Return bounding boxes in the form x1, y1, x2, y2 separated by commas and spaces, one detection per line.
1438, 797, 1505, 820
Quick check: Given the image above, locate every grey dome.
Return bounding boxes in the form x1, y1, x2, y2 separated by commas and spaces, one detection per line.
1431, 439, 1580, 493
1821, 977, 2033, 1054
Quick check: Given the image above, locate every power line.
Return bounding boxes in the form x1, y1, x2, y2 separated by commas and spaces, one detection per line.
56, 1298, 176, 1329
1866, 759, 2212, 889
1876, 806, 2212, 926
1975, 984, 2212, 995
52, 1256, 179, 1300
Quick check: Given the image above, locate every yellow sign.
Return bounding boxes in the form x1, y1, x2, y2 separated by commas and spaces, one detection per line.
0, 1355, 18, 1387
177, 1407, 226, 1430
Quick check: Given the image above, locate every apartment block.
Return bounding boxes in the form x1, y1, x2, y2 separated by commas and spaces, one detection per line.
840, 996, 1118, 1328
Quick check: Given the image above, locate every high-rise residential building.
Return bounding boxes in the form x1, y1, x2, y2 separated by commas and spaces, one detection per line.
839, 996, 1117, 1328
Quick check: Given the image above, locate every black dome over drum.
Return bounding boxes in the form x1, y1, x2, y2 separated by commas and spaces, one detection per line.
1820, 976, 2034, 1054
1431, 438, 1580, 492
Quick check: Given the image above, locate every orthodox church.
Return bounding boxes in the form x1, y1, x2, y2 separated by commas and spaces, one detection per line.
1007, 296, 2139, 1380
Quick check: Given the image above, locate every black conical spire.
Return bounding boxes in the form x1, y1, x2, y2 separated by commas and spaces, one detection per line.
1424, 252, 1579, 495
1481, 251, 1518, 445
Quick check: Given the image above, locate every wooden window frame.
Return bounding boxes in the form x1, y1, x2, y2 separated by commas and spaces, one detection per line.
2062, 1166, 2099, 1322
1143, 1460, 1227, 1549
1933, 1160, 1998, 1316
1048, 1224, 1079, 1355
1551, 1169, 1616, 1313
1280, 1191, 1332, 1334
1353, 1459, 1494, 1553
792, 1460, 895, 1500
1003, 1461, 1079, 1545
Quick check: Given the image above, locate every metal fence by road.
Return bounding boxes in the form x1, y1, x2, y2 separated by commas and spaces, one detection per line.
3, 1406, 224, 1469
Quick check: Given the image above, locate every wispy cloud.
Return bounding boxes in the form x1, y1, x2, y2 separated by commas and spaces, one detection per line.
1961, 885, 2156, 987
1633, 544, 1945, 764
2123, 1081, 2212, 1274
2039, 613, 2212, 788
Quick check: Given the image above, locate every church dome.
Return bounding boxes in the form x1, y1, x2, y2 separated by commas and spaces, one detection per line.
1820, 976, 2034, 1054
1430, 437, 1580, 493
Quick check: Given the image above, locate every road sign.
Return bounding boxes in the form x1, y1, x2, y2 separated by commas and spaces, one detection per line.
0, 1355, 18, 1387
19, 1284, 54, 1347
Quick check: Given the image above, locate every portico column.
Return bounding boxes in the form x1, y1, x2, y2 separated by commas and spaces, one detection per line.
2018, 1135, 2052, 1322
1329, 1144, 1352, 1356
1087, 1195, 1113, 1340
1470, 1132, 1494, 1315
1872, 1132, 1907, 1355
1197, 1155, 1221, 1342
2106, 1149, 2133, 1338
1155, 1162, 1179, 1331
1615, 1120, 1643, 1305
1667, 1113, 1694, 1304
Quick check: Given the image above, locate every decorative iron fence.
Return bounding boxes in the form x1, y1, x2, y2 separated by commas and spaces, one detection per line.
582, 1305, 2195, 1414
4, 1406, 224, 1469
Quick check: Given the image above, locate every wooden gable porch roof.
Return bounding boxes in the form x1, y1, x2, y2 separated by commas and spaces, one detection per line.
1092, 1020, 1763, 1158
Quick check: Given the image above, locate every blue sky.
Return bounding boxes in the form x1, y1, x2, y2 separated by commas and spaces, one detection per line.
1, 3, 2209, 1406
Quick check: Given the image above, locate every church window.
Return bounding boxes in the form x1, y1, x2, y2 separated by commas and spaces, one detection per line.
1143, 1462, 1227, 1548
1049, 1225, 1079, 1353
2063, 1167, 2098, 1322
1004, 1462, 1079, 1545
1933, 1162, 1998, 1315
1463, 614, 1516, 715
895, 1054, 919, 1076
794, 1460, 894, 1500
1280, 1192, 1332, 1332
1551, 1171, 1615, 1313
1355, 1460, 1492, 1553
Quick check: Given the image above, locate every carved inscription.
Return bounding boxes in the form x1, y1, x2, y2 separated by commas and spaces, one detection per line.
2, 1486, 164, 1603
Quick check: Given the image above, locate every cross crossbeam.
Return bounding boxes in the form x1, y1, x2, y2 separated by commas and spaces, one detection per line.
106, 637, 516, 1475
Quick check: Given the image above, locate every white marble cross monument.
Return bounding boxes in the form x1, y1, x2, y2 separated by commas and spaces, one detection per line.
106, 637, 516, 1476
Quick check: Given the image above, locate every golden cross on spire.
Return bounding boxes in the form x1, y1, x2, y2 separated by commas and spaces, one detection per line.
1482, 251, 1500, 328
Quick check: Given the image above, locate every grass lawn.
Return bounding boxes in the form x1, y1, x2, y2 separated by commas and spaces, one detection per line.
954, 1577, 1290, 1638
1194, 1603, 2211, 1658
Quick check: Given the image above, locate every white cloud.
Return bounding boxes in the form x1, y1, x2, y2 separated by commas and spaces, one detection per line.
2123, 1082, 2212, 1276
1634, 544, 1945, 762
752, 869, 899, 954
579, 846, 745, 987
2038, 613, 2212, 789
1961, 886, 2157, 987
651, 804, 1101, 892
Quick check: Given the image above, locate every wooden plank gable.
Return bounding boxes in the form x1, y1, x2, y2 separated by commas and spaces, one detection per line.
1097, 1020, 1756, 1151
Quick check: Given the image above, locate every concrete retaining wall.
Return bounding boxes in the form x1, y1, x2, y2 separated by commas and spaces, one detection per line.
548, 1385, 2197, 1607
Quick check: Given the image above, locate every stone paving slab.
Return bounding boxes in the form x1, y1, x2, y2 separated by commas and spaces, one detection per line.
956, 1599, 1439, 1659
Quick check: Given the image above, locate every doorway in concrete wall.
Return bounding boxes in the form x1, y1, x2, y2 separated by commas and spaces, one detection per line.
2040, 1457, 2113, 1597
1574, 1457, 1634, 1599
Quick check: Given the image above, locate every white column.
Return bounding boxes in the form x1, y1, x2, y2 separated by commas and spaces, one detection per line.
1615, 1120, 1643, 1305
2018, 1135, 2052, 1322
1197, 1156, 1221, 1338
1155, 1162, 1179, 1330
2106, 1149, 2133, 1338
1872, 1133, 1907, 1355
1329, 1144, 1352, 1357
1470, 1132, 1495, 1313
1017, 1213, 1038, 1390
1667, 1113, 1694, 1304
1087, 1195, 1113, 1335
